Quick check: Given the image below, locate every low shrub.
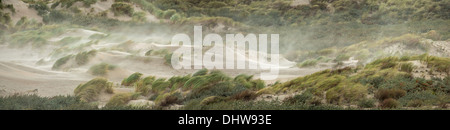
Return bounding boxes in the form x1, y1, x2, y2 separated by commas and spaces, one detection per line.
283, 91, 313, 105
308, 97, 323, 106
358, 98, 376, 108
375, 89, 406, 101
185, 82, 246, 101
326, 81, 367, 104
200, 96, 226, 105
28, 1, 49, 16
132, 11, 146, 23
228, 90, 257, 101
380, 98, 399, 109
111, 2, 134, 16
397, 90, 440, 106
82, 0, 98, 7
162, 9, 176, 19
376, 75, 416, 91
170, 13, 182, 23
183, 100, 347, 110
0, 94, 97, 110
406, 100, 423, 107
313, 75, 345, 95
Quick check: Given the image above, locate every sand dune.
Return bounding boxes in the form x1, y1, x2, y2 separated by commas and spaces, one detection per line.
0, 27, 326, 97
0, 61, 89, 97
2, 0, 43, 24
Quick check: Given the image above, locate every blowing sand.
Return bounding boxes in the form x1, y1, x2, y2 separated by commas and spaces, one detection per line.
0, 44, 322, 97
0, 27, 329, 97
0, 45, 92, 97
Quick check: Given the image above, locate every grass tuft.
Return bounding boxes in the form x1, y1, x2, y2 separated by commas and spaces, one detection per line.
111, 2, 134, 16
380, 98, 399, 109
74, 78, 114, 102
121, 72, 143, 86
88, 63, 116, 76
375, 89, 406, 101
105, 93, 140, 107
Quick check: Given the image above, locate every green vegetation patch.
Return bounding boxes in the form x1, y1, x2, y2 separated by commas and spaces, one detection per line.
52, 55, 73, 70
105, 92, 140, 107
74, 78, 114, 102
52, 50, 97, 70
0, 94, 97, 110
121, 72, 143, 86
111, 2, 134, 16
75, 50, 97, 65
134, 76, 156, 96
88, 63, 116, 76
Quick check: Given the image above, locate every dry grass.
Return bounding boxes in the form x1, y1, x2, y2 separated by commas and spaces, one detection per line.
381, 98, 399, 109
375, 89, 406, 101
228, 90, 257, 101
